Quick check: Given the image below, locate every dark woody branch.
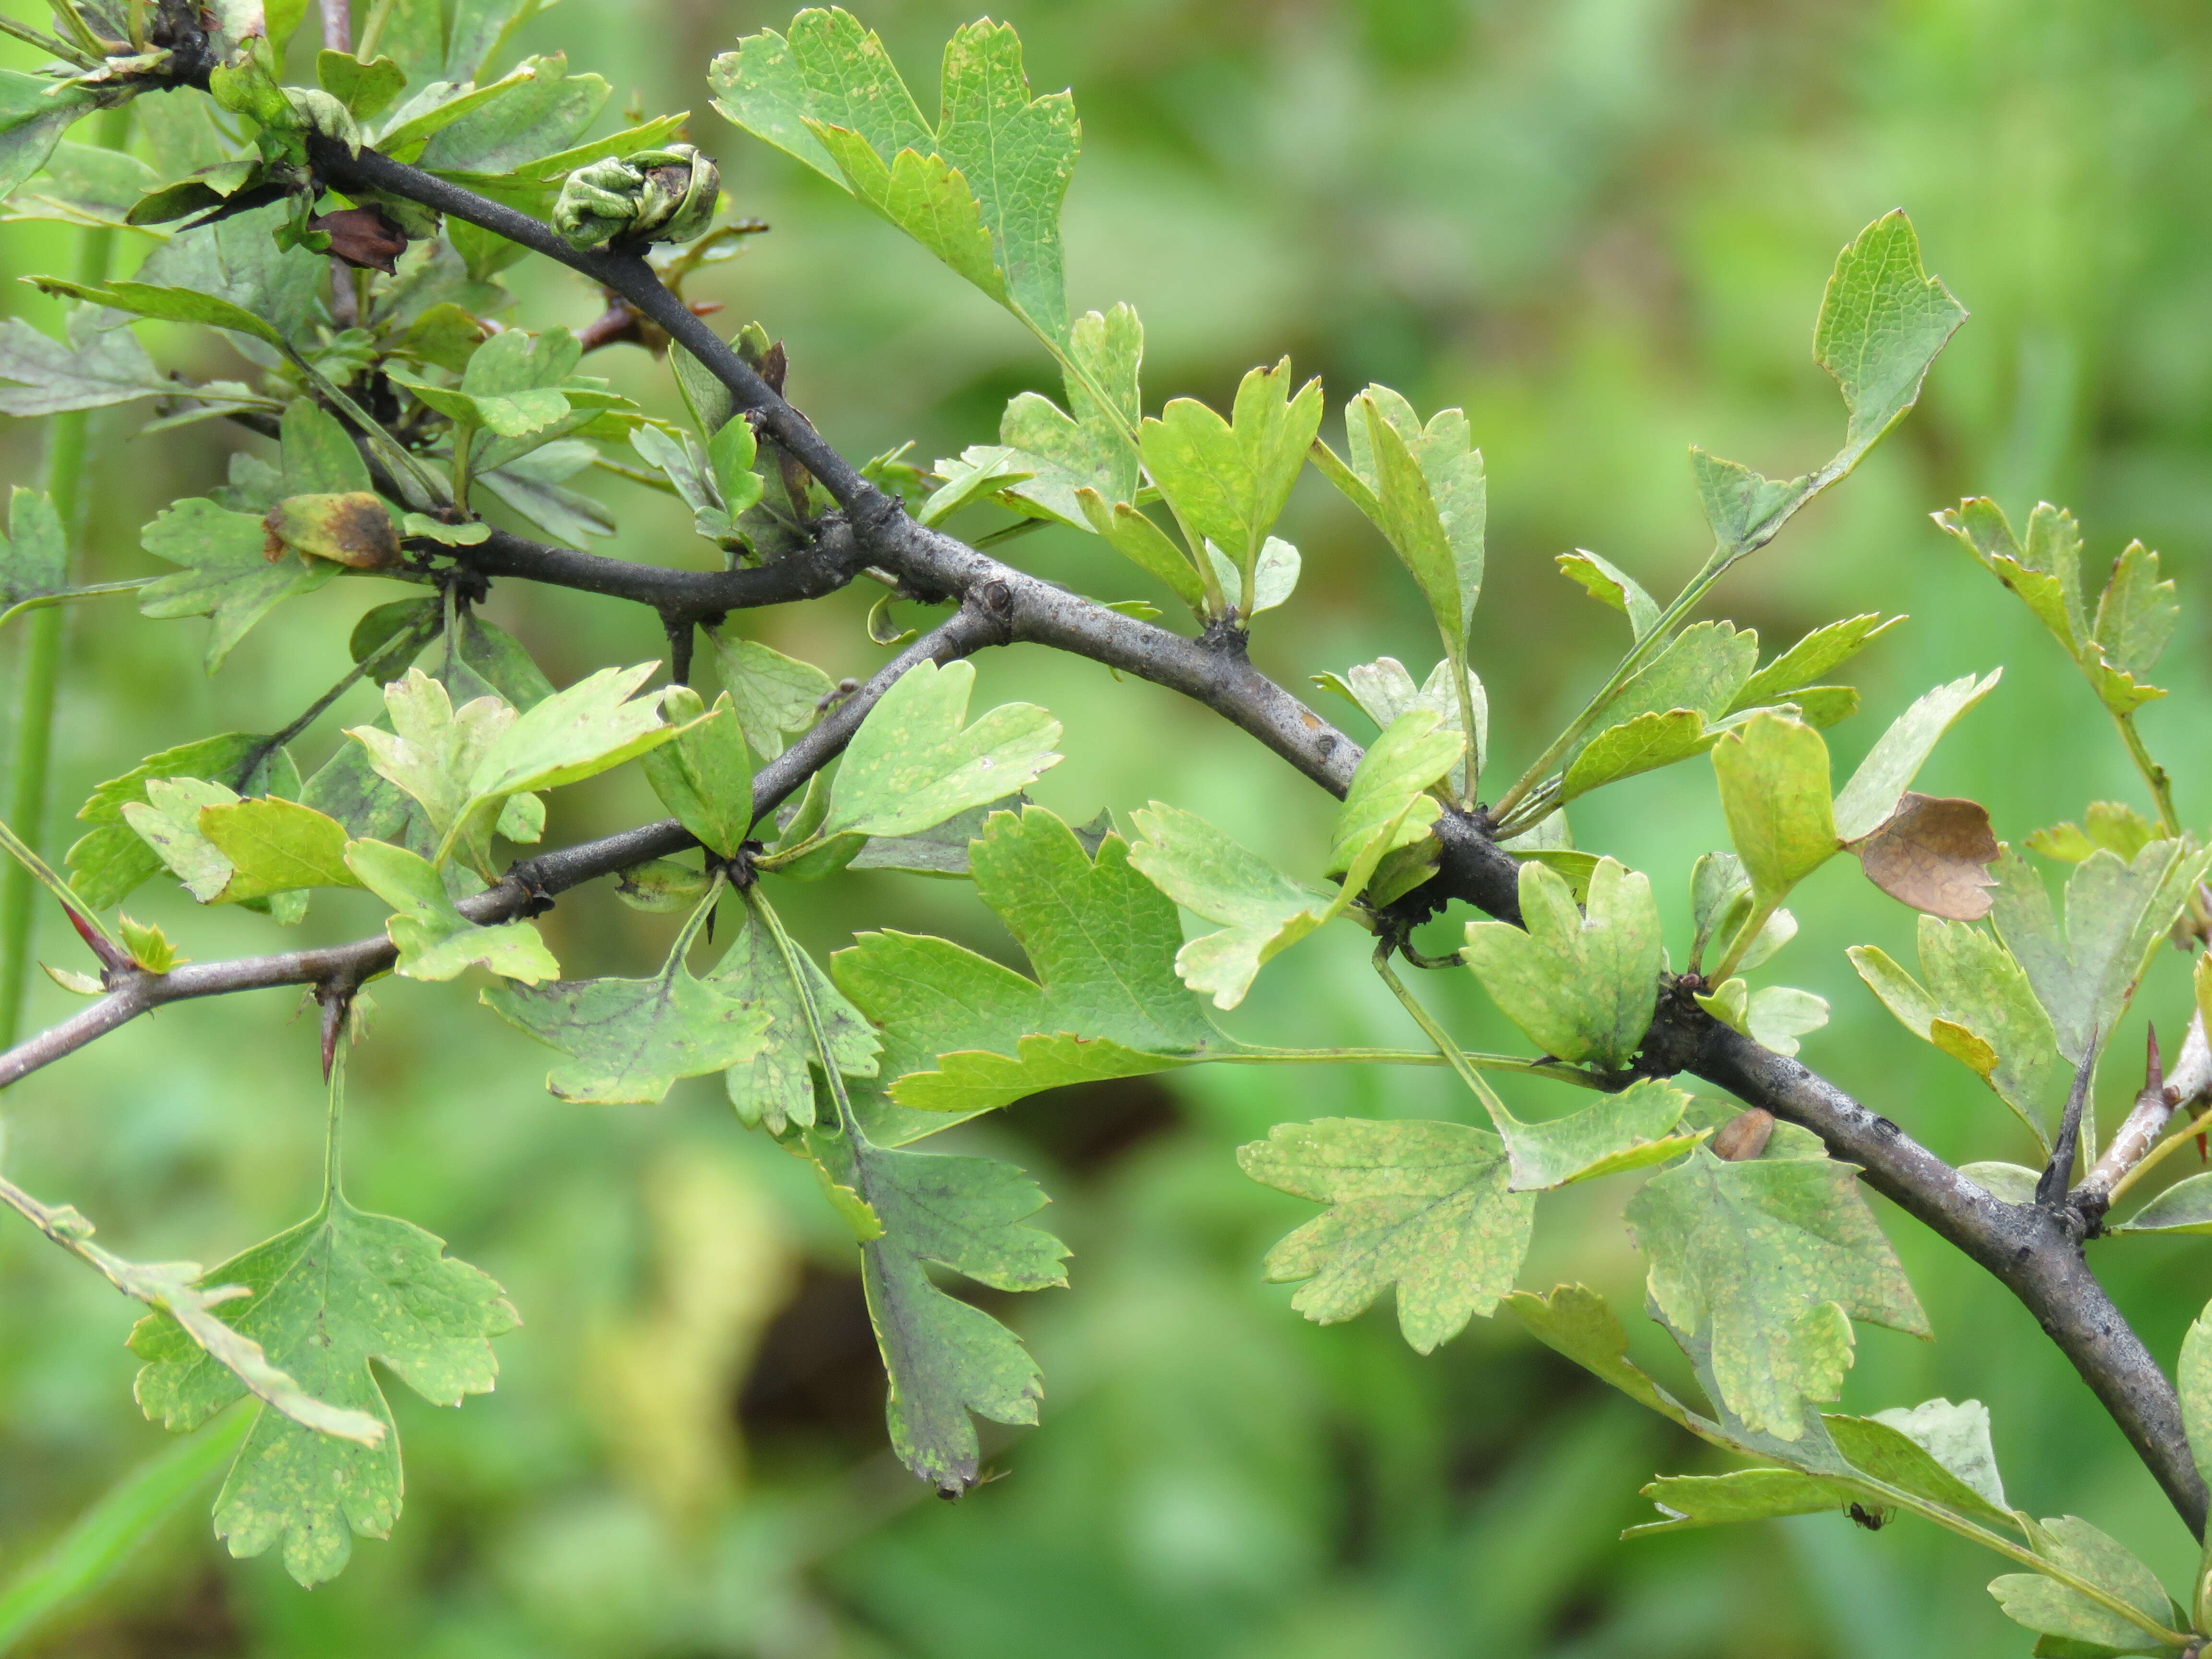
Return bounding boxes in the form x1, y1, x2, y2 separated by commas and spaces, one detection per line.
0, 602, 1007, 1091
30, 135, 2199, 1536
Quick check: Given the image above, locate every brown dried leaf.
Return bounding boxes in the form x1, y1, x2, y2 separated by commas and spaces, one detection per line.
310, 206, 410, 275
1853, 792, 1998, 920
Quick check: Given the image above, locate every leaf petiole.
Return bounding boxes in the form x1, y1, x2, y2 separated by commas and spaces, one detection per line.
0, 578, 155, 634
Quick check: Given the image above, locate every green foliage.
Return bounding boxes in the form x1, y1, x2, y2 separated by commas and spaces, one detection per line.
1692, 211, 1964, 556
4, 5, 2209, 1646
805, 1123, 1067, 1492
343, 837, 558, 981
816, 660, 1061, 843
1238, 1118, 1534, 1354
835, 806, 1216, 1126
484, 891, 772, 1103
1462, 857, 1662, 1069
1626, 1145, 1929, 1439
1937, 499, 2179, 718
129, 1197, 517, 1586
710, 9, 1077, 347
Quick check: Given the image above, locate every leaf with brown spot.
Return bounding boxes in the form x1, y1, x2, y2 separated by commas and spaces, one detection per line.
264, 493, 401, 570
1852, 793, 1998, 920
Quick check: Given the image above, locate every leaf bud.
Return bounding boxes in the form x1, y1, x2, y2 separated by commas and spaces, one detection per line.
553, 144, 721, 251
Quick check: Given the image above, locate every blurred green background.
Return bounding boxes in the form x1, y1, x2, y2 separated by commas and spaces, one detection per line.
6, 0, 2212, 1652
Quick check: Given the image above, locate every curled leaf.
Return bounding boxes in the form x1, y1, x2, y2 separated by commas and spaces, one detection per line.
1852, 792, 1999, 920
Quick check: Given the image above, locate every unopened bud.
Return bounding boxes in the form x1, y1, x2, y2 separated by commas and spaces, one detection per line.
554, 144, 721, 251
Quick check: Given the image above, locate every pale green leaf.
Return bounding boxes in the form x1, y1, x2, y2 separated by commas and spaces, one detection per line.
1462, 856, 1662, 1069
1935, 497, 2090, 660
466, 661, 673, 801
1124, 802, 1333, 1010
2029, 802, 2159, 866
1694, 212, 1963, 553
1961, 1161, 2043, 1204
1319, 655, 1488, 797
68, 734, 297, 909
1503, 1284, 1704, 1434
196, 797, 360, 900
709, 630, 834, 759
1848, 916, 2066, 1143
1729, 614, 1902, 713
1326, 709, 1459, 879
983, 304, 1144, 525
1075, 488, 1204, 609
1555, 549, 1659, 639
822, 660, 1061, 839
1627, 1468, 1857, 1535
709, 11, 1076, 342
1559, 709, 1707, 804
1198, 533, 1300, 616
1990, 839, 2212, 1064
0, 307, 171, 418
26, 276, 283, 349
1989, 1516, 2176, 1655
128, 1200, 517, 1587
1238, 1117, 1535, 1354
2113, 1175, 2212, 1237
1862, 1396, 2010, 1515
1334, 390, 1485, 651
413, 56, 606, 174
343, 837, 558, 982
1587, 620, 1759, 734
1816, 210, 1970, 458
122, 777, 241, 904
923, 445, 1034, 528
1747, 986, 1829, 1058
346, 669, 517, 860
2093, 541, 2178, 688
1489, 1076, 1699, 1190
1711, 712, 1836, 907
1625, 1146, 1929, 1439
1138, 359, 1322, 601
1832, 671, 2001, 843
0, 487, 64, 604
639, 687, 754, 858
0, 70, 98, 199
2181, 1301, 2212, 1489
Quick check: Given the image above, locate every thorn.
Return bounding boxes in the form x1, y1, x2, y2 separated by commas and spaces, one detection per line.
2039, 1032, 2100, 1209
63, 905, 130, 974
317, 982, 357, 1082
2147, 1022, 2164, 1097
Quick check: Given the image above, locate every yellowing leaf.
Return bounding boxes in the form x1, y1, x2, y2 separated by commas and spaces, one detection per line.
1626, 1147, 1928, 1440
1238, 1118, 1535, 1354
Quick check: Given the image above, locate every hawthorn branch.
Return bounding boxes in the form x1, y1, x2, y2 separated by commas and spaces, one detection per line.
447, 519, 866, 618
0, 601, 1004, 1093
64, 135, 2188, 1536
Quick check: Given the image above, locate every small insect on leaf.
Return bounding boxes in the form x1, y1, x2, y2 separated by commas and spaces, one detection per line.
1844, 1501, 1893, 1531
1711, 1107, 1776, 1162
